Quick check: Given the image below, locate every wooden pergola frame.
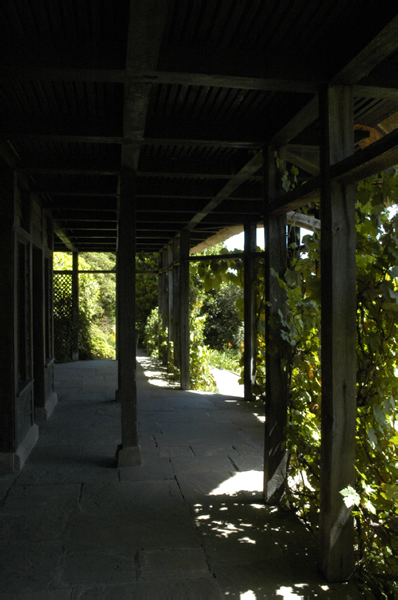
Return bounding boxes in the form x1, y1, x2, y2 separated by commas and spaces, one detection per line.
1, 1, 398, 585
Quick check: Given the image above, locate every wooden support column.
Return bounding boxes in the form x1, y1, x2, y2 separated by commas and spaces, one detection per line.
157, 252, 164, 360
167, 243, 174, 369
243, 221, 257, 400
0, 160, 17, 468
0, 161, 39, 471
172, 237, 181, 371
263, 146, 288, 503
32, 245, 46, 413
71, 251, 79, 361
158, 248, 169, 365
180, 230, 190, 390
116, 168, 141, 467
319, 86, 356, 582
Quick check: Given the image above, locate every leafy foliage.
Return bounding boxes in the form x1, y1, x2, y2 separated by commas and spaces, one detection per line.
188, 290, 216, 390
78, 253, 116, 359
53, 252, 116, 360
273, 172, 398, 597
135, 252, 159, 345
189, 243, 245, 389
144, 306, 164, 359
54, 251, 159, 360
207, 347, 241, 374
202, 282, 244, 350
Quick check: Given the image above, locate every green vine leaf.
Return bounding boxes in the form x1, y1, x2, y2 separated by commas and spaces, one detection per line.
340, 485, 361, 508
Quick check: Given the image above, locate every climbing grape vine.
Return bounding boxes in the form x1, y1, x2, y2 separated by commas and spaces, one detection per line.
194, 169, 398, 596
274, 171, 398, 597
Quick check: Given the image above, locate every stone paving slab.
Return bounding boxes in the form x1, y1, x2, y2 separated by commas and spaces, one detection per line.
0, 540, 64, 593
136, 576, 223, 600
0, 353, 362, 598
118, 455, 175, 482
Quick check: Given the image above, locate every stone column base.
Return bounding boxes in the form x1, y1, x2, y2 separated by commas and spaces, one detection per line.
116, 443, 142, 468
35, 392, 58, 422
0, 424, 39, 473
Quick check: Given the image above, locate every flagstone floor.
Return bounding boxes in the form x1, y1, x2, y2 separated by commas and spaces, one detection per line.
0, 352, 361, 598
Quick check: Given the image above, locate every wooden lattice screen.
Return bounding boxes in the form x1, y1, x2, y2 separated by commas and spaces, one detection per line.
53, 272, 73, 362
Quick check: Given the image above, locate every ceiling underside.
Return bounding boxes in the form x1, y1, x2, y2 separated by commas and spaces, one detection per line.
1, 1, 398, 253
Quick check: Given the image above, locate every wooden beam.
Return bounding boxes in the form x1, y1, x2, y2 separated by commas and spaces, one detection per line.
4, 135, 125, 145
354, 85, 398, 100
185, 152, 263, 230
53, 221, 77, 252
268, 16, 398, 166
158, 45, 325, 91
319, 86, 357, 582
143, 138, 262, 149
285, 148, 320, 177
333, 15, 398, 85
138, 156, 245, 177
4, 134, 262, 150
0, 66, 127, 82
154, 70, 319, 94
330, 127, 398, 183
2, 116, 122, 140
271, 96, 319, 148
19, 168, 119, 176
0, 65, 319, 93
271, 127, 398, 213
122, 0, 169, 170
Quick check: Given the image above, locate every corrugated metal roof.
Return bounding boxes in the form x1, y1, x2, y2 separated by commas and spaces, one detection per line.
1, 0, 398, 252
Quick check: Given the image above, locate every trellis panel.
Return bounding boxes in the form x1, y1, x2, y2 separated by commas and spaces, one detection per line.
53, 272, 73, 362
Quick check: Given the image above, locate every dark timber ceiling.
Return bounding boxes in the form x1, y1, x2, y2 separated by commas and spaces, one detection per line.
1, 1, 398, 253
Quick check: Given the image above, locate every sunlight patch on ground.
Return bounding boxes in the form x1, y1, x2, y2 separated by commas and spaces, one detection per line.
276, 585, 304, 598
209, 470, 263, 496
275, 584, 330, 598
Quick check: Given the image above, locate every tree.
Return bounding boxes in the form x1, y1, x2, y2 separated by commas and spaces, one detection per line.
202, 282, 244, 350
135, 252, 158, 345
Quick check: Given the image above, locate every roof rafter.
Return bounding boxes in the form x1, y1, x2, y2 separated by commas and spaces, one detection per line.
271, 128, 398, 214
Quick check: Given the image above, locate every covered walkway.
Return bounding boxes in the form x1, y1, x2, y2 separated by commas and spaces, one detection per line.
0, 353, 360, 598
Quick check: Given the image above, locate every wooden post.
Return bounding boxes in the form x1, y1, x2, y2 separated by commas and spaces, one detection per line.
157, 252, 163, 358
172, 236, 181, 370
167, 243, 174, 369
116, 168, 141, 467
0, 160, 16, 465
71, 251, 79, 361
1, 162, 39, 471
159, 248, 168, 365
319, 85, 356, 581
243, 221, 257, 400
180, 230, 190, 390
263, 146, 288, 503
32, 245, 46, 413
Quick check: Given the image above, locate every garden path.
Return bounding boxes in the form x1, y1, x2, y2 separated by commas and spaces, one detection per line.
0, 352, 361, 598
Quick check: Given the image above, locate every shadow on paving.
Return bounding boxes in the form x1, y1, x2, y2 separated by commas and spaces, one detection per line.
0, 351, 361, 599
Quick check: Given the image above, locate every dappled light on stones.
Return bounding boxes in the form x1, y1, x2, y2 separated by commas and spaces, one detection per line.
209, 470, 263, 496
